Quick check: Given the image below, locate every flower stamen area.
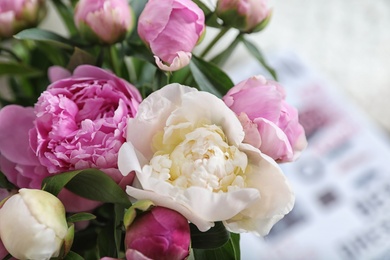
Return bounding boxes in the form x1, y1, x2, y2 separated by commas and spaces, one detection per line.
145, 124, 248, 193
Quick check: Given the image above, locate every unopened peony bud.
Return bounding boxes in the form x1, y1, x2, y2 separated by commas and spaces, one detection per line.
74, 0, 134, 45
0, 189, 73, 260
0, 0, 47, 39
137, 0, 205, 71
223, 75, 307, 162
216, 0, 271, 33
124, 201, 190, 260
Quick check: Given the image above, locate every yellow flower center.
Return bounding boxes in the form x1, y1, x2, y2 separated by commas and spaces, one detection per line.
144, 124, 248, 193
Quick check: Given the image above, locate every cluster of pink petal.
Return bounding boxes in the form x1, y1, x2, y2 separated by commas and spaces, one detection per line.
31, 78, 138, 175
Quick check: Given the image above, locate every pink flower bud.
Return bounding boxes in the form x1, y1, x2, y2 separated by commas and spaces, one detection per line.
74, 0, 134, 45
137, 0, 205, 71
0, 239, 9, 259
216, 0, 271, 33
223, 75, 307, 162
0, 0, 47, 39
124, 202, 190, 260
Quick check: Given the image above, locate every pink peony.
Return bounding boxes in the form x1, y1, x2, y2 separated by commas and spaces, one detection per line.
125, 207, 190, 260
0, 0, 47, 39
216, 0, 271, 33
137, 0, 205, 71
30, 65, 141, 175
0, 65, 141, 211
74, 0, 134, 45
223, 75, 307, 162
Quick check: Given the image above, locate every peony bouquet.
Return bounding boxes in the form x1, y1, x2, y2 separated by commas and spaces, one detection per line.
0, 0, 307, 259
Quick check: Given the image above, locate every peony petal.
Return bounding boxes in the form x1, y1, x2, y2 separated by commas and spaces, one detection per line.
125, 249, 153, 260
254, 117, 293, 162
48, 66, 71, 83
137, 0, 174, 43
238, 112, 262, 148
0, 105, 40, 165
229, 85, 283, 122
118, 142, 145, 177
125, 84, 196, 160
224, 143, 295, 236
154, 52, 191, 72
166, 89, 245, 147
126, 185, 214, 232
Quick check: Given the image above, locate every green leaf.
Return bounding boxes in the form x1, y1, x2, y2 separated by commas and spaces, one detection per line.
239, 36, 278, 80
95, 204, 125, 258
190, 222, 230, 249
193, 232, 240, 260
67, 47, 96, 72
0, 62, 42, 77
67, 213, 96, 223
114, 204, 126, 254
97, 219, 118, 258
51, 0, 78, 36
63, 251, 84, 260
129, 0, 148, 18
0, 171, 15, 189
126, 41, 155, 64
14, 28, 74, 49
41, 168, 131, 207
189, 55, 234, 97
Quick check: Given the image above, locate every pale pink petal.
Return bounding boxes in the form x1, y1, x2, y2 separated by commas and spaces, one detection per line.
254, 117, 293, 162
125, 249, 153, 260
48, 66, 71, 83
0, 105, 39, 165
154, 52, 191, 72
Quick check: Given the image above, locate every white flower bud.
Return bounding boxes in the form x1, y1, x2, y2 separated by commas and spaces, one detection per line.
0, 189, 72, 260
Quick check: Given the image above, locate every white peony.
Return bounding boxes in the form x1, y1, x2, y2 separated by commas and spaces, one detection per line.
118, 84, 294, 236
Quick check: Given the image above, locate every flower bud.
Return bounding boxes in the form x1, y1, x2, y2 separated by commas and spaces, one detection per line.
223, 75, 307, 162
137, 0, 205, 71
216, 0, 271, 33
124, 201, 190, 260
0, 189, 73, 260
74, 0, 134, 45
0, 0, 47, 39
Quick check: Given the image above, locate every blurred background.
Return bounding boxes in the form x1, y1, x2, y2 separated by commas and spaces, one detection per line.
224, 0, 390, 133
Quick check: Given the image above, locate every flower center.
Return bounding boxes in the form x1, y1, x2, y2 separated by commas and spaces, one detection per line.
145, 125, 248, 192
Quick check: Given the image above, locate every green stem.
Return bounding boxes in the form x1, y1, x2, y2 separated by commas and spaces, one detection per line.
166, 72, 172, 84
108, 45, 120, 76
200, 27, 230, 58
